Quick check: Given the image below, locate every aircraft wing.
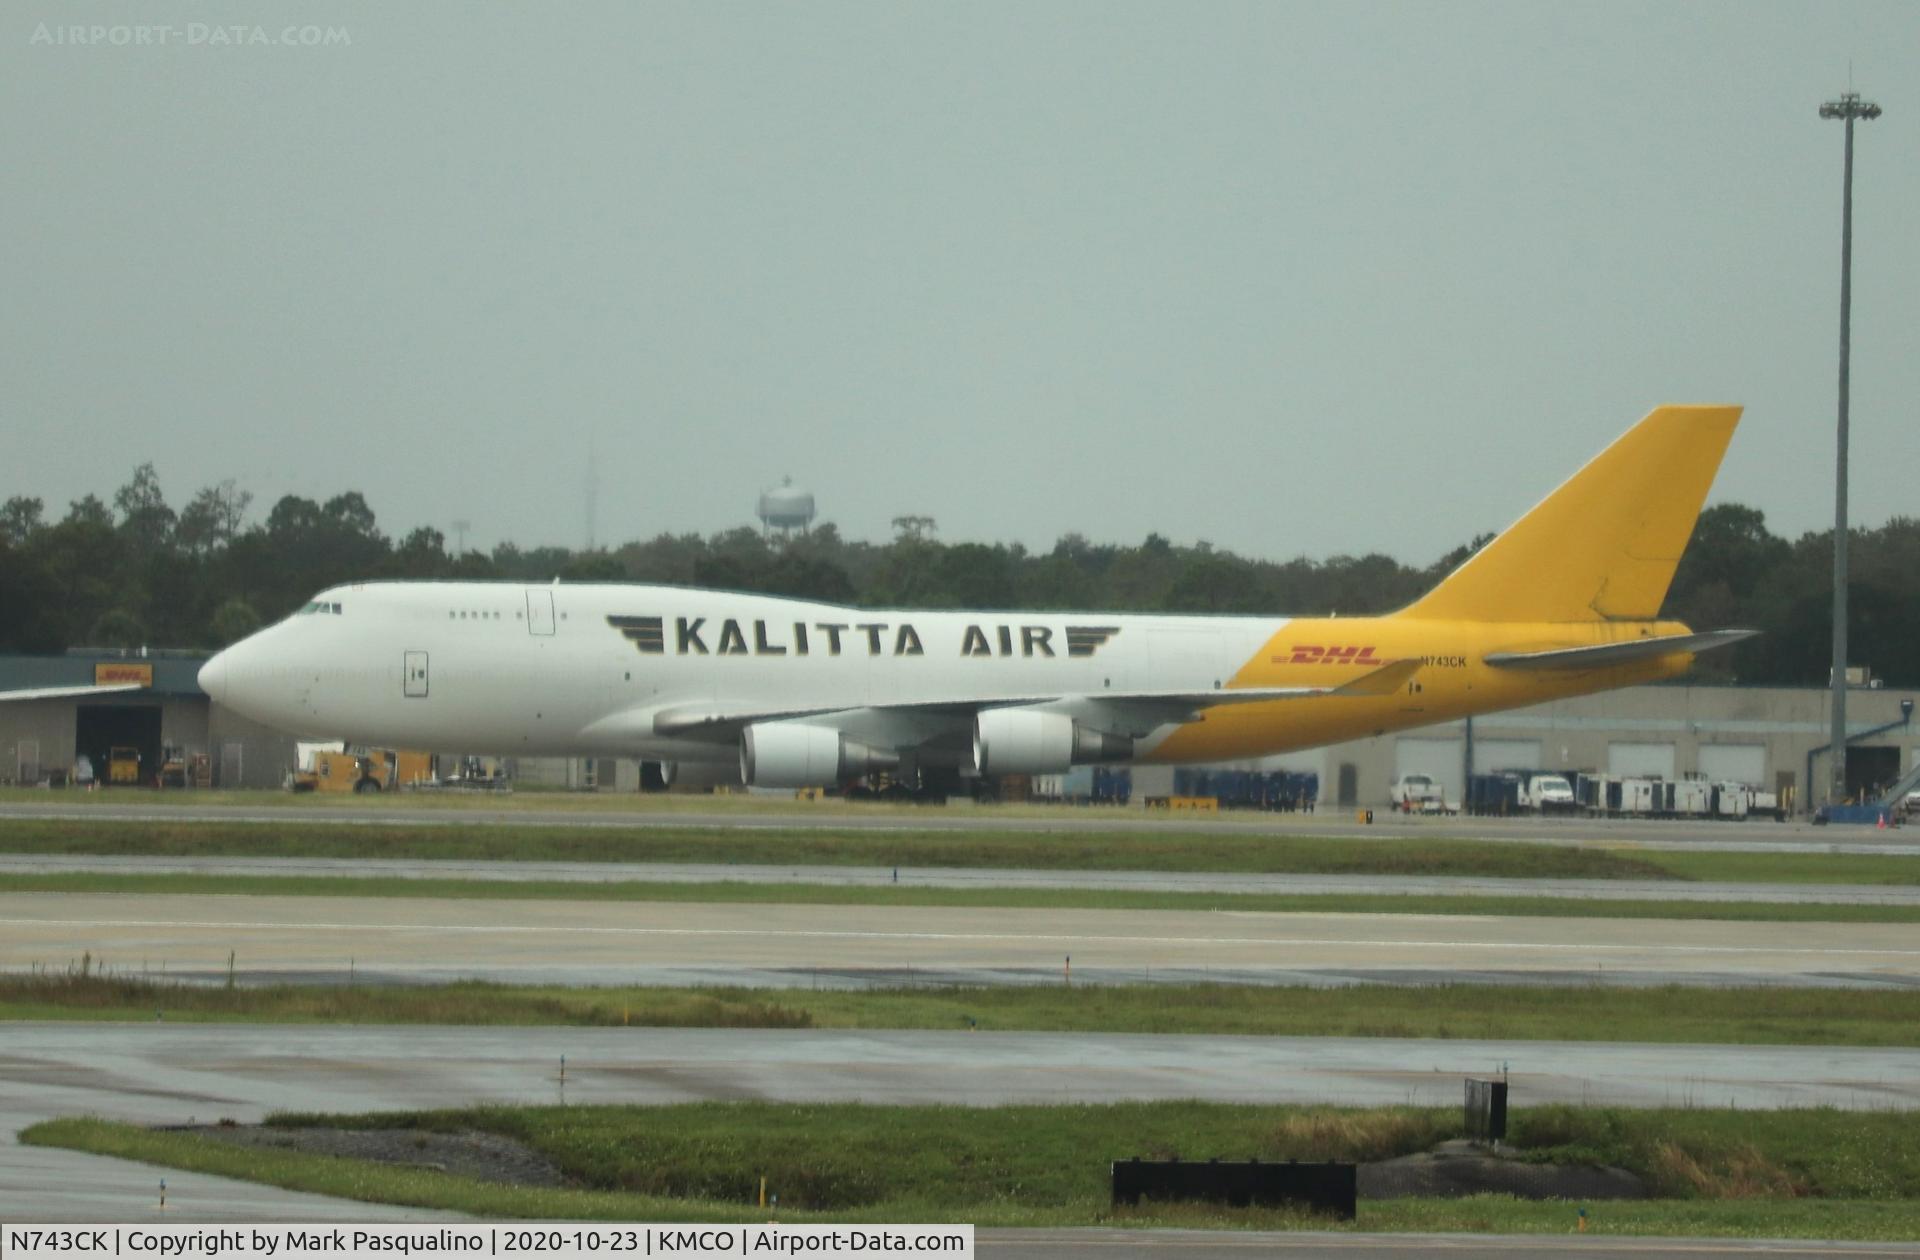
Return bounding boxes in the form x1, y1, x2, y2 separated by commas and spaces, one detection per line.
1484, 629, 1757, 670
647, 657, 1420, 738
0, 684, 145, 703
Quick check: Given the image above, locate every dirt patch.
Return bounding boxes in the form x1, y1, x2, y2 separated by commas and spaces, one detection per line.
1361, 1139, 1646, 1201
181, 1125, 568, 1188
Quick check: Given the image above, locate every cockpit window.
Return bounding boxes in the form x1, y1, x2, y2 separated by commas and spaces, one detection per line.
299, 601, 345, 615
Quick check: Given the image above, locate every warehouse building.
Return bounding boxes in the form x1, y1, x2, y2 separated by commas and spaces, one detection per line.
0, 651, 298, 789
1130, 682, 1920, 812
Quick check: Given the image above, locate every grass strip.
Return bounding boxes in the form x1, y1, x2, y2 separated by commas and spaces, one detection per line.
0, 819, 1675, 877
4, 870, 1917, 923
1642, 848, 1919, 885
8, 974, 1919, 1045
6, 817, 1917, 885
25, 1103, 1920, 1237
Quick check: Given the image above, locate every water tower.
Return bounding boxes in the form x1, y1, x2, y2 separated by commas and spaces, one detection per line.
757, 476, 816, 539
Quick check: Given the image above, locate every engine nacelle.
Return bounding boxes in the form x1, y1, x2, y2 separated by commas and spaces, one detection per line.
972, 709, 1133, 775
740, 722, 897, 789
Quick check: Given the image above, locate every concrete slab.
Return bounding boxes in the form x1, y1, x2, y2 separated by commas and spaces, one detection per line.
6, 892, 1920, 990
5, 854, 1918, 906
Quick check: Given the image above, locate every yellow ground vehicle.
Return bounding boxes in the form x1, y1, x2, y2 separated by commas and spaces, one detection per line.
289, 746, 435, 794
158, 744, 189, 788
107, 746, 141, 786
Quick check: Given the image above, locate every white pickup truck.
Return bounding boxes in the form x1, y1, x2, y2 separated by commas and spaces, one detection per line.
1390, 773, 1446, 812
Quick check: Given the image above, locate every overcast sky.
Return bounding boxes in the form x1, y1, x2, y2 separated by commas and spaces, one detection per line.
4, 2, 1916, 566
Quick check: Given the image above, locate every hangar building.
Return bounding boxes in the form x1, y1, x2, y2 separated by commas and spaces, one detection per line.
1130, 682, 1920, 811
0, 651, 297, 789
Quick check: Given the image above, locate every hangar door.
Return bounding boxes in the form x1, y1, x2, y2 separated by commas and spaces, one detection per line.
1608, 741, 1676, 779
1698, 743, 1765, 788
76, 704, 163, 788
1473, 738, 1541, 775
1395, 737, 1463, 799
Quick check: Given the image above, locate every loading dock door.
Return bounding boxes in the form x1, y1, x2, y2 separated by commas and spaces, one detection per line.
1698, 743, 1765, 788
404, 650, 429, 698
75, 704, 163, 788
1474, 738, 1542, 775
1608, 741, 1676, 779
526, 589, 556, 635
1395, 737, 1464, 800
1849, 746, 1900, 800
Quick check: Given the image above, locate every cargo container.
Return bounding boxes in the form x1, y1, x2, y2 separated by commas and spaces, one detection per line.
1466, 773, 1523, 815
1172, 768, 1316, 811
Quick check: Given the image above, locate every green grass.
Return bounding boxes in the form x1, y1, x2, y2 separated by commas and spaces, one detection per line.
0, 818, 1672, 876
5, 817, 1915, 884
25, 1103, 1920, 1237
9, 973, 1920, 1045
1648, 848, 1920, 885
5, 869, 1917, 923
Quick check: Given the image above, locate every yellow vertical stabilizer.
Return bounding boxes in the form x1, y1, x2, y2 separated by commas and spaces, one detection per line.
1399, 404, 1741, 623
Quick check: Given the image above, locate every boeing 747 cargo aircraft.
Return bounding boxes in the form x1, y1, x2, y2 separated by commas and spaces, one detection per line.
196, 405, 1753, 790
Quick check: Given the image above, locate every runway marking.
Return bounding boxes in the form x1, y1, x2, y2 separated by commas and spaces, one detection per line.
6, 917, 1920, 959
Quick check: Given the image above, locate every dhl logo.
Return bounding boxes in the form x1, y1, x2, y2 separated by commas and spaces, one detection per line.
1280, 645, 1380, 666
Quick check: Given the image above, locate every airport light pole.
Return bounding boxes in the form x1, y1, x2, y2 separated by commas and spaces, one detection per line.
1819, 90, 1879, 807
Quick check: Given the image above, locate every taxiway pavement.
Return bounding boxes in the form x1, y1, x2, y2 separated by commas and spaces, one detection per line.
5, 852, 1916, 905
6, 891, 1919, 989
8, 1021, 1915, 1121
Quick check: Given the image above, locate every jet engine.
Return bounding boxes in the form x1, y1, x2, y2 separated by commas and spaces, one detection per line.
740, 722, 898, 789
972, 708, 1133, 775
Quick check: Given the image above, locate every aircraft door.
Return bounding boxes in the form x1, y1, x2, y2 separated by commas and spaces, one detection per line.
526, 589, 556, 635
404, 651, 429, 698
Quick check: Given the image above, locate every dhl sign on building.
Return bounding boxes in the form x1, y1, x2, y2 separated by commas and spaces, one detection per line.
93, 663, 153, 688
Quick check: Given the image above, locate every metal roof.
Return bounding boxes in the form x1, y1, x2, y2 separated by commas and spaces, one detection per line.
0, 654, 210, 699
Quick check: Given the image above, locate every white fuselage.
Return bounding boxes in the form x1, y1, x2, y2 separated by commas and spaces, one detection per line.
201, 581, 1284, 766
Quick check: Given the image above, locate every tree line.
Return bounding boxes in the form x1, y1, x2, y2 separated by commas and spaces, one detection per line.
1, 465, 1915, 687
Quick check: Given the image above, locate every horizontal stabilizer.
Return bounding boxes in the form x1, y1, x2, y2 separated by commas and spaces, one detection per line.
1484, 629, 1757, 671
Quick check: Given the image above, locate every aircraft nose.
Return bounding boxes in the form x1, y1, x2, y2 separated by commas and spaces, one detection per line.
198, 649, 230, 703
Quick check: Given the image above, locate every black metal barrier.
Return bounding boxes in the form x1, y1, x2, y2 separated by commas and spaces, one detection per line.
1111, 1158, 1357, 1219
1465, 1078, 1508, 1142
